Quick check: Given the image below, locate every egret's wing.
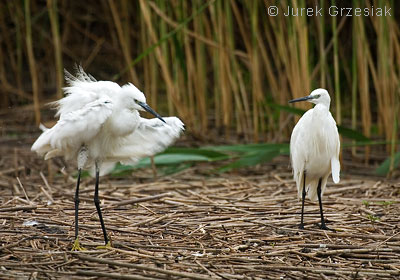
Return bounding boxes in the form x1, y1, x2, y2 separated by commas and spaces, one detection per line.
110, 117, 184, 165
32, 97, 113, 159
290, 110, 313, 188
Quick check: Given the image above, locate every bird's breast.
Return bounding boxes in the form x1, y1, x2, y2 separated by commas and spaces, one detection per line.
106, 110, 140, 137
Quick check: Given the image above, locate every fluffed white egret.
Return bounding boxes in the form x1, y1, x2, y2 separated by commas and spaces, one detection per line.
31, 66, 184, 250
289, 88, 340, 230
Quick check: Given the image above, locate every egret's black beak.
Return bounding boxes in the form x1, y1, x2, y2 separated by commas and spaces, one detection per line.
138, 101, 166, 123
289, 95, 313, 103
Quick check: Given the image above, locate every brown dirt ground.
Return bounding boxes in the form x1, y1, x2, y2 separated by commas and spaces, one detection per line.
0, 114, 399, 279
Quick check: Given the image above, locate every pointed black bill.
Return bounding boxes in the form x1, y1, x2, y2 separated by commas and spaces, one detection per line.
138, 101, 166, 123
289, 95, 313, 103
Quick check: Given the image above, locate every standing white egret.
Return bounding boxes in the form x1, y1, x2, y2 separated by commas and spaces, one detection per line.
31, 67, 184, 250
289, 88, 340, 230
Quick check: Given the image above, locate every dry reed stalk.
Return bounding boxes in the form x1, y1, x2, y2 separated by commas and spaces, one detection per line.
139, 0, 189, 123
271, 0, 311, 127
82, 37, 104, 69
0, 3, 18, 108
381, 13, 396, 155
365, 1, 397, 155
236, 64, 253, 140
141, 10, 152, 107
121, 0, 130, 52
388, 20, 400, 175
331, 0, 341, 125
388, 89, 399, 176
376, 13, 391, 151
295, 0, 310, 96
11, 2, 24, 99
47, 0, 63, 99
147, 1, 247, 59
0, 4, 17, 83
207, 3, 221, 130
217, 1, 232, 137
0, 44, 9, 109
193, 3, 208, 133
108, 0, 139, 84
229, 1, 252, 136
150, 0, 165, 108
263, 11, 291, 140
169, 1, 184, 117
224, 4, 245, 138
351, 13, 358, 157
24, 0, 40, 125
317, 0, 326, 88
254, 27, 276, 140
248, 0, 263, 142
230, 0, 253, 136
355, 11, 371, 163
184, 32, 198, 133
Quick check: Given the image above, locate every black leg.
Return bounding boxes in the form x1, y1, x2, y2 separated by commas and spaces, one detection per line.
299, 170, 306, 229
94, 165, 109, 244
317, 178, 330, 230
74, 168, 81, 240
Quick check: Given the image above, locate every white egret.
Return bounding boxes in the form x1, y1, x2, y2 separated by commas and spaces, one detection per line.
31, 67, 184, 250
289, 88, 340, 230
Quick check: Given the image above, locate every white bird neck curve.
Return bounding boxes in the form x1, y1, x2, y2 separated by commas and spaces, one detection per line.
314, 101, 330, 111
311, 103, 331, 123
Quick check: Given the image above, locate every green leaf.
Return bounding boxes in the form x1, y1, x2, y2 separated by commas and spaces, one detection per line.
337, 126, 370, 142
375, 151, 400, 176
137, 153, 215, 167
375, 201, 395, 206
157, 163, 192, 176
110, 149, 227, 176
366, 214, 380, 222
74, 170, 90, 178
110, 163, 136, 177
208, 143, 289, 154
342, 140, 389, 148
162, 147, 229, 160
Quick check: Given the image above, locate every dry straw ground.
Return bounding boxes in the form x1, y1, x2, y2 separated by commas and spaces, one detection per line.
0, 113, 400, 279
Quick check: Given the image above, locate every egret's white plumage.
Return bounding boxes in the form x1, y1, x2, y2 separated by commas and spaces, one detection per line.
289, 88, 340, 229
32, 67, 184, 169
31, 66, 184, 249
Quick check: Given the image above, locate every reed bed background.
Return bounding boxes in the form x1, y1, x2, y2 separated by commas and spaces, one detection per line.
0, 0, 399, 169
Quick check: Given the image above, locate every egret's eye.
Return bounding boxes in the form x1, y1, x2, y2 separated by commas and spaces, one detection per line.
134, 99, 139, 103
315, 94, 321, 99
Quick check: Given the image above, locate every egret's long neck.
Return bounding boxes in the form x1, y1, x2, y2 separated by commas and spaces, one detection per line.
312, 103, 330, 122
315, 101, 330, 111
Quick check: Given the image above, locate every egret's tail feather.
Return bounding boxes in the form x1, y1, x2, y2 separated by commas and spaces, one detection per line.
307, 181, 319, 202
89, 162, 116, 177
45, 149, 63, 160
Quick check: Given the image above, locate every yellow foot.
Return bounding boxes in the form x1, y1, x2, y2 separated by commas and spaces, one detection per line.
71, 238, 86, 251
96, 241, 112, 250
